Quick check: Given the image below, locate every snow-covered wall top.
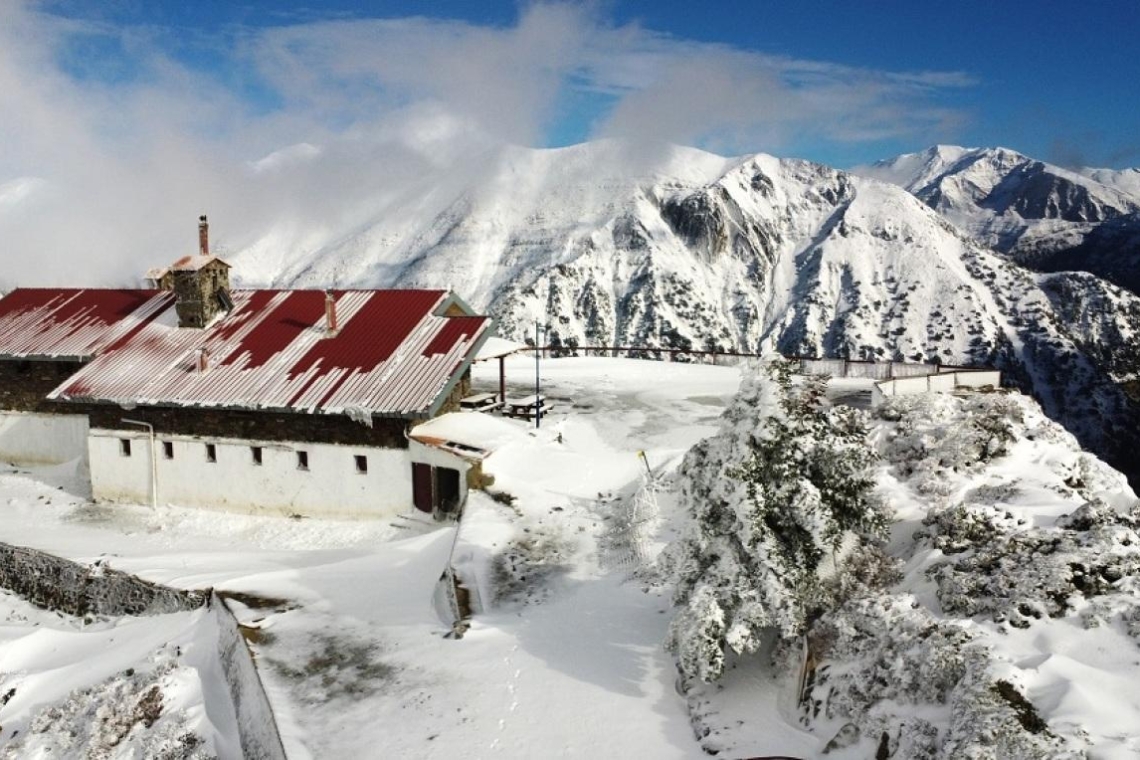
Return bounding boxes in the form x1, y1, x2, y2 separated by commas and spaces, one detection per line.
0, 541, 207, 617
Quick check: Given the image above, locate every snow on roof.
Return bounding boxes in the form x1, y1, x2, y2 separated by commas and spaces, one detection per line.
0, 288, 173, 360
168, 254, 231, 272
410, 411, 528, 454
49, 289, 491, 417
144, 255, 231, 281
474, 336, 528, 361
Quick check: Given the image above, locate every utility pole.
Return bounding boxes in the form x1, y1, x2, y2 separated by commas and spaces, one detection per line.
535, 320, 541, 429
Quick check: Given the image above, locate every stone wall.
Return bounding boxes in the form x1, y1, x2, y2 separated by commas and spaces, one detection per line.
0, 541, 207, 617
0, 359, 86, 412
436, 368, 473, 415
173, 260, 230, 328
0, 541, 287, 758
72, 403, 412, 449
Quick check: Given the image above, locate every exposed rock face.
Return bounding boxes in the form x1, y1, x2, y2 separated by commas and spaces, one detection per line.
858, 145, 1140, 295
1041, 214, 1140, 294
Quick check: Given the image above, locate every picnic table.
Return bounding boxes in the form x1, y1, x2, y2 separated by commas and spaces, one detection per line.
459, 392, 502, 412
503, 394, 550, 420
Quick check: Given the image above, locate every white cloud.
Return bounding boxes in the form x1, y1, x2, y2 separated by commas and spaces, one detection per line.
248, 143, 322, 174
0, 1, 974, 289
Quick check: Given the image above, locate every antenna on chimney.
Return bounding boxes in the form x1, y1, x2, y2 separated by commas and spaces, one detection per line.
198, 215, 209, 257
325, 290, 339, 336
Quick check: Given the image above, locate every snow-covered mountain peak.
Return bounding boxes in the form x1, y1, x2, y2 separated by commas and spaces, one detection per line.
858, 144, 1140, 220
860, 144, 1140, 300
1081, 165, 1140, 198
225, 139, 1140, 483
856, 144, 976, 192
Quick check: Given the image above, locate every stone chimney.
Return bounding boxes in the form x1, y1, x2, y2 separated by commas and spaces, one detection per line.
198, 215, 209, 256
172, 214, 231, 328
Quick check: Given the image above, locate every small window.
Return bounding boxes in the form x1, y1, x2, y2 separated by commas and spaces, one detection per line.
206, 443, 217, 463
162, 441, 174, 460
354, 454, 368, 474
297, 450, 309, 471
251, 446, 263, 465
119, 438, 131, 457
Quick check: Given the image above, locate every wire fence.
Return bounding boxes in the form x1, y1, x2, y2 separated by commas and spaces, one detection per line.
599, 472, 662, 571
515, 345, 997, 375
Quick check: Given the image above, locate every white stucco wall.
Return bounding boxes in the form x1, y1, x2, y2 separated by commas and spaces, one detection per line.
0, 412, 89, 465
89, 430, 426, 519
407, 439, 473, 504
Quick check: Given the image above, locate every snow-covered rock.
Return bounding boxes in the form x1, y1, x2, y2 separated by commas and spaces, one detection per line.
857, 145, 1140, 295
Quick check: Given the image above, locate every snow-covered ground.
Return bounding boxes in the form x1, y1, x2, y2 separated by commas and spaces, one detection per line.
1, 356, 1137, 758
0, 356, 790, 759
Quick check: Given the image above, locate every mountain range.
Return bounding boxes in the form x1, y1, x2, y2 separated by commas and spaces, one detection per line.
226, 140, 1140, 483
856, 144, 1140, 295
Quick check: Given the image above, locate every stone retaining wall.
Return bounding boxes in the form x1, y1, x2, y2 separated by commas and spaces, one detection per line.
0, 541, 207, 617
209, 593, 289, 760
0, 359, 86, 413
0, 541, 288, 758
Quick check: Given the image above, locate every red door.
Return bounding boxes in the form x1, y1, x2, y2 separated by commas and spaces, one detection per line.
412, 463, 434, 513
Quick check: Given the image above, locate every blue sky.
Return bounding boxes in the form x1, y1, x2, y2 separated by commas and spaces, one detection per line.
2, 0, 1138, 287
36, 0, 1140, 168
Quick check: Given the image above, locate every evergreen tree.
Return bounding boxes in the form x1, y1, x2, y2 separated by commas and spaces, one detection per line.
664, 360, 888, 682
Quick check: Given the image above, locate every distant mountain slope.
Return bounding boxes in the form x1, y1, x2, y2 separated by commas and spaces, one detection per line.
1079, 165, 1140, 198
857, 145, 1140, 294
229, 141, 1140, 482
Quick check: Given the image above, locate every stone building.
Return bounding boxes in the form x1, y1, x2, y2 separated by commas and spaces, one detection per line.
0, 218, 492, 519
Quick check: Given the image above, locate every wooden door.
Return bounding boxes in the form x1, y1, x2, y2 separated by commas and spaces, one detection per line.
412, 462, 433, 513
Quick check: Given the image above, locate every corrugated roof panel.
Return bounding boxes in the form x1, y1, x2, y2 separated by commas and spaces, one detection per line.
290, 290, 445, 378
219, 291, 325, 370
0, 289, 170, 359
49, 288, 490, 417
422, 316, 485, 356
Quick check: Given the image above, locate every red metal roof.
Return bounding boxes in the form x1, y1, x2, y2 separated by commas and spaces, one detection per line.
49, 289, 491, 417
0, 289, 173, 359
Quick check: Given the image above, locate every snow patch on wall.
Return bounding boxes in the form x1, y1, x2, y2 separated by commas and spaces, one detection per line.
207, 597, 289, 760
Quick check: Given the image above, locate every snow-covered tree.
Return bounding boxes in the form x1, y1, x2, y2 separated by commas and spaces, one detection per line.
663, 360, 889, 682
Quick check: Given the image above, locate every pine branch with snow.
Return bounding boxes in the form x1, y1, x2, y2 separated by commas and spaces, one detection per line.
662, 360, 890, 682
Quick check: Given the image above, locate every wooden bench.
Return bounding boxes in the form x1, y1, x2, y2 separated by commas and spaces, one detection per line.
503, 394, 551, 420
459, 392, 503, 412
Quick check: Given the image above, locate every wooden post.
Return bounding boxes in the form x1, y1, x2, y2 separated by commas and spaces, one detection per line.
499, 356, 506, 407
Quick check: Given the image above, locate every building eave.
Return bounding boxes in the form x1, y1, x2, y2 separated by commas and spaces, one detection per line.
426, 318, 496, 418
